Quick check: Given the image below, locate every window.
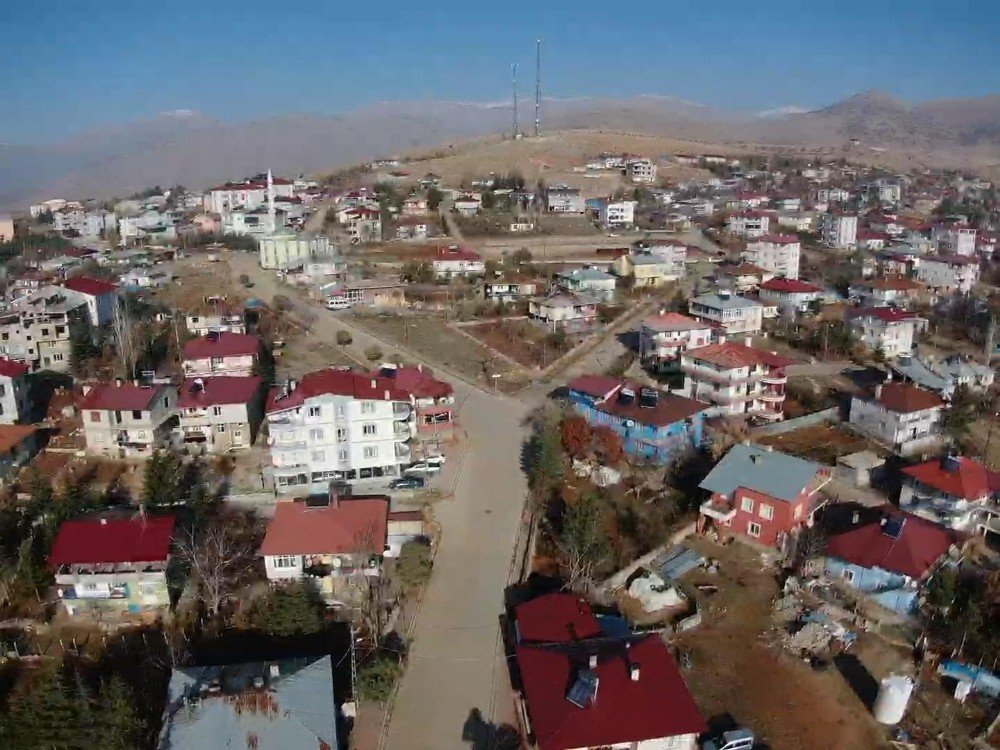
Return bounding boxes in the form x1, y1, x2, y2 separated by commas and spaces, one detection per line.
308, 406, 322, 418
311, 449, 325, 462
335, 405, 346, 417
309, 428, 324, 441
338, 449, 348, 461
217, 424, 226, 433
363, 446, 378, 459
90, 411, 102, 423
53, 353, 64, 362
842, 568, 855, 584
759, 503, 774, 521
336, 428, 347, 442
132, 410, 142, 420
740, 497, 754, 513
212, 406, 223, 417
0, 385, 5, 397
362, 423, 377, 436
361, 401, 376, 414
272, 555, 298, 569
747, 521, 762, 538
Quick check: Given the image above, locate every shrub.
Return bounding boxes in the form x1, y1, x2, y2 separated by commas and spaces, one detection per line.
336, 330, 353, 346
365, 345, 383, 362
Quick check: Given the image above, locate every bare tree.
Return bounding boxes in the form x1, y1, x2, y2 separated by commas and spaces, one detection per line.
352, 521, 392, 642
552, 491, 613, 592
110, 297, 139, 380
175, 516, 259, 616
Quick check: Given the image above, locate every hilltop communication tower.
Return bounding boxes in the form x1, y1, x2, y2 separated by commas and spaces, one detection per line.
534, 38, 542, 137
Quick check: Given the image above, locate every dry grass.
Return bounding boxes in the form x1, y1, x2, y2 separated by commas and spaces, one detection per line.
757, 424, 877, 465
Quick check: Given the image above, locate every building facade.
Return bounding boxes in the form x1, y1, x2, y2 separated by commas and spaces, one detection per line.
679, 342, 794, 422
742, 235, 801, 279
848, 383, 944, 456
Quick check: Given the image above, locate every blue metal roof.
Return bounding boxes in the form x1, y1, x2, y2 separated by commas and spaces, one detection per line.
699, 443, 822, 503
692, 292, 761, 310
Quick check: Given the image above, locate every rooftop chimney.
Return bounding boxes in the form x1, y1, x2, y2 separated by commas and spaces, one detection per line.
629, 663, 641, 682
744, 336, 752, 347
588, 654, 598, 669
269, 663, 280, 679
875, 384, 883, 399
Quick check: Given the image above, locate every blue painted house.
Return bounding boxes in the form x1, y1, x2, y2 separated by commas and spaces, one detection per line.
824, 507, 962, 616
566, 375, 707, 464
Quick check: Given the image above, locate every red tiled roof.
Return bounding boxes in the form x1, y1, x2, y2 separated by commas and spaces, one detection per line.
861, 276, 922, 292
63, 276, 117, 297
78, 382, 165, 411
903, 456, 1000, 501
0, 357, 29, 378
566, 375, 623, 400
435, 245, 482, 262
515, 593, 602, 643
266, 369, 411, 413
178, 376, 262, 408
876, 383, 944, 413
49, 515, 175, 566
857, 231, 890, 242
759, 278, 822, 294
641, 312, 709, 333
923, 254, 978, 266
751, 233, 799, 245
826, 508, 962, 579
848, 306, 922, 324
370, 366, 452, 400
517, 635, 706, 750
182, 332, 260, 360
685, 342, 796, 370
259, 498, 389, 556
568, 376, 707, 427
0, 425, 38, 454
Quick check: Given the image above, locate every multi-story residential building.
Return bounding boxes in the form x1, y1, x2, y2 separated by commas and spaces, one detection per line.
342, 207, 382, 243
638, 312, 713, 373
0, 358, 31, 424
184, 302, 246, 337
847, 307, 927, 357
626, 158, 657, 183
849, 276, 924, 307
679, 342, 794, 422
545, 186, 586, 213
53, 209, 116, 238
849, 382, 944, 456
932, 222, 976, 256
821, 212, 858, 249
698, 443, 831, 552
119, 210, 177, 243
395, 216, 430, 241
758, 277, 823, 314
61, 276, 118, 327
0, 286, 91, 372
265, 369, 417, 493
566, 376, 707, 465
899, 455, 1000, 533
871, 180, 902, 205
374, 364, 456, 442
79, 382, 178, 458
177, 376, 264, 454
917, 254, 980, 294
220, 207, 279, 236
205, 175, 294, 213
479, 280, 539, 304
528, 292, 598, 333
742, 234, 801, 279
598, 199, 637, 226
402, 196, 429, 216
725, 210, 771, 238
610, 252, 684, 287
258, 231, 332, 270
715, 263, 773, 293
554, 267, 617, 302
431, 245, 485, 278
688, 291, 764, 335
182, 332, 260, 378
49, 513, 175, 617
726, 192, 769, 210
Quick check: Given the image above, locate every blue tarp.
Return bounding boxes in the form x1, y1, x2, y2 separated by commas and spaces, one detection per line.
658, 545, 705, 581
938, 660, 1000, 698
596, 615, 630, 638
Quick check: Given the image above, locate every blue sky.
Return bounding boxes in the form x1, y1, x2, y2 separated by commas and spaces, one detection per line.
2, 0, 998, 143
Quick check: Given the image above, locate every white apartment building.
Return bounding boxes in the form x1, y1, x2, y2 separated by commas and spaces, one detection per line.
546, 186, 586, 213
432, 246, 485, 278
821, 213, 858, 249
205, 176, 294, 214
177, 376, 263, 454
221, 208, 279, 237
0, 286, 91, 372
932, 224, 977, 257
742, 234, 801, 279
679, 342, 794, 422
182, 332, 260, 378
0, 358, 31, 424
79, 382, 178, 459
725, 211, 771, 238
258, 232, 332, 270
847, 307, 927, 357
53, 209, 116, 238
638, 312, 713, 372
849, 382, 944, 457
916, 254, 980, 294
872, 180, 902, 205
342, 207, 382, 243
265, 370, 417, 493
627, 159, 657, 183
119, 210, 177, 243
688, 291, 764, 335
757, 278, 823, 314
599, 200, 637, 226
185, 306, 246, 337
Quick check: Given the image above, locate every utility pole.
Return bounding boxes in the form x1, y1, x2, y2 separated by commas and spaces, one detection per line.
534, 38, 542, 138
511, 63, 519, 139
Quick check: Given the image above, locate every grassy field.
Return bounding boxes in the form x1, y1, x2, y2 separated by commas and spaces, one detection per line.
758, 423, 878, 465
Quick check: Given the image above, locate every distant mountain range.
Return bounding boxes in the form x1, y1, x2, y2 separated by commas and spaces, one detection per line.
2, 90, 998, 208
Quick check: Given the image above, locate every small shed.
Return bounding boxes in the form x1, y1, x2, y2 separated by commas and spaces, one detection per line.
835, 450, 885, 488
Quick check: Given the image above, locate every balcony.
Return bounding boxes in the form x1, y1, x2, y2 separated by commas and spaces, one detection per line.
393, 403, 412, 419
759, 391, 784, 403
761, 373, 787, 386
700, 499, 737, 522
394, 443, 411, 459
394, 423, 412, 437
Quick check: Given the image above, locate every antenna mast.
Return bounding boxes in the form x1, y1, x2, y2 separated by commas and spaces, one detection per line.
534, 38, 541, 137
512, 64, 519, 138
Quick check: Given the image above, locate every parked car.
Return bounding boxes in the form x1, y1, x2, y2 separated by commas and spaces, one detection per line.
403, 462, 442, 476
424, 454, 446, 467
390, 476, 425, 490
325, 297, 353, 311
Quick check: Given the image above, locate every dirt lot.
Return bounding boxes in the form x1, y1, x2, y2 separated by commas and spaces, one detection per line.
674, 537, 892, 750
463, 319, 571, 369
758, 424, 878, 465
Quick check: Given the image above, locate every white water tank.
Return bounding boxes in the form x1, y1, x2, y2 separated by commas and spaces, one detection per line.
873, 674, 914, 725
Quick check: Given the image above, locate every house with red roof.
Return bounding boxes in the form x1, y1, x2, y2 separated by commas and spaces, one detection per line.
824, 507, 963, 615
49, 513, 176, 617
900, 455, 1000, 533
638, 311, 714, 373
182, 331, 261, 378
177, 376, 264, 454
849, 382, 945, 456
342, 206, 382, 243
849, 276, 924, 307
917, 254, 980, 294
512, 593, 705, 750
61, 276, 118, 327
79, 381, 178, 458
714, 262, 774, 294
432, 245, 485, 279
567, 375, 707, 464
846, 307, 928, 357
371, 363, 456, 440
0, 357, 31, 424
757, 277, 823, 313
679, 342, 796, 422
260, 495, 388, 601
